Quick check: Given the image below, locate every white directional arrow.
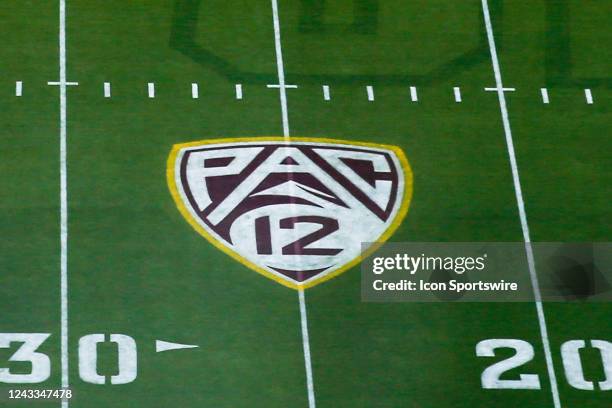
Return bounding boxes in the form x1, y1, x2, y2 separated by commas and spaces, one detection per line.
155, 340, 199, 353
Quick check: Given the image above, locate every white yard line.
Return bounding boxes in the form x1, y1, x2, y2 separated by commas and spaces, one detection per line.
584, 89, 593, 105
270, 1, 316, 407
541, 88, 550, 104
453, 86, 462, 102
480, 1, 561, 407
271, 0, 290, 137
58, 0, 69, 406
410, 86, 418, 102
298, 289, 316, 408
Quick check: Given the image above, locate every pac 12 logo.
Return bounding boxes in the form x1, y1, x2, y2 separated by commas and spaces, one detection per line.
167, 137, 413, 289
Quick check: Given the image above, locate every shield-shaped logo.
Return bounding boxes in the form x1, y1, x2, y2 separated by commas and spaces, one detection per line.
167, 137, 413, 289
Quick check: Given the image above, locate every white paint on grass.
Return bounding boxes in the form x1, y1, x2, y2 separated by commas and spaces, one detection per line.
323, 85, 330, 101
585, 89, 593, 104
541, 88, 549, 104
48, 81, 78, 86
481, 1, 561, 407
147, 82, 155, 98
299, 289, 316, 408
58, 0, 69, 405
78, 334, 137, 385
47, 9, 79, 406
477, 339, 541, 389
560, 340, 593, 391
270, 0, 316, 406
78, 334, 105, 385
235, 84, 243, 100
410, 86, 418, 102
16, 81, 22, 97
366, 85, 374, 101
453, 86, 462, 102
155, 340, 199, 353
267, 83, 298, 89
104, 82, 111, 98
485, 86, 515, 92
271, 0, 290, 137
191, 83, 199, 99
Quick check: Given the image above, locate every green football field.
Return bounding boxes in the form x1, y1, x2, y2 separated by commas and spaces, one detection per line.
0, 0, 610, 407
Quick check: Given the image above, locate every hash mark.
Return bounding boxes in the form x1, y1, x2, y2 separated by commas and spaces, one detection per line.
584, 89, 593, 105
453, 87, 462, 102
322, 85, 330, 101
235, 84, 243, 100
410, 86, 418, 102
366, 85, 374, 101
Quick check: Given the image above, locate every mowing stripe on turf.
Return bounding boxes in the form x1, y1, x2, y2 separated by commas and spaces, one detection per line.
481, 1, 561, 407
270, 0, 316, 407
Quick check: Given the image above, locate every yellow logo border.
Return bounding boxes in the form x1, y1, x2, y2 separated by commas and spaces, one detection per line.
167, 136, 413, 290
